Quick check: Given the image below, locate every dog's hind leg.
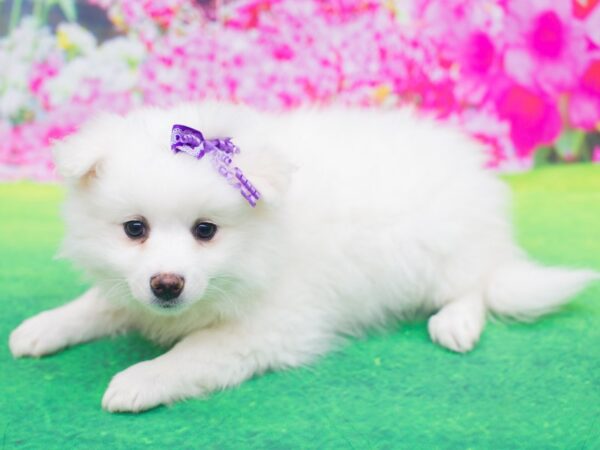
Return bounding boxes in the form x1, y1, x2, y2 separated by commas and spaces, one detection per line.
9, 287, 130, 358
427, 292, 486, 353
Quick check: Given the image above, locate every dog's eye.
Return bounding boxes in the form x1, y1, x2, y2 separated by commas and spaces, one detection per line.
123, 220, 147, 239
192, 222, 217, 241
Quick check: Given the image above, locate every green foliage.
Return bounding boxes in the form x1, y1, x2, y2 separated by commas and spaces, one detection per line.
8, 0, 77, 32
533, 129, 599, 168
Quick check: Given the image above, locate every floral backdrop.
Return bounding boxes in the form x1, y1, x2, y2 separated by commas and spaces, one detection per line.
1, 0, 599, 180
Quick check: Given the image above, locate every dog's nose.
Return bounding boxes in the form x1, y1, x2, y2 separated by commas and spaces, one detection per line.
150, 273, 185, 301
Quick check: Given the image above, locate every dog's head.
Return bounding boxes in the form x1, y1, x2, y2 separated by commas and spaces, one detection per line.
54, 104, 291, 315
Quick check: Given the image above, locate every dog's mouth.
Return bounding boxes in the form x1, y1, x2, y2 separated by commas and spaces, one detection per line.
151, 297, 184, 311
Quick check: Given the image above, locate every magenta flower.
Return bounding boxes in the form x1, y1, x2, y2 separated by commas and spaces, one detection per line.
496, 84, 561, 157
29, 60, 60, 96
410, 0, 506, 105
452, 29, 505, 105
463, 31, 496, 75
504, 1, 589, 94
453, 105, 513, 168
593, 146, 600, 163
585, 15, 600, 49
568, 58, 600, 130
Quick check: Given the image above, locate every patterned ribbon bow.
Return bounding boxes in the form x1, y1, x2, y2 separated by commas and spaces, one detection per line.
170, 124, 261, 207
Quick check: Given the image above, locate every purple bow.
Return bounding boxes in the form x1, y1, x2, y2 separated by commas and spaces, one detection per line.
171, 124, 261, 207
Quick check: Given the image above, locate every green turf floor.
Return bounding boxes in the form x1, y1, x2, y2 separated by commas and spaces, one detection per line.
1, 165, 599, 449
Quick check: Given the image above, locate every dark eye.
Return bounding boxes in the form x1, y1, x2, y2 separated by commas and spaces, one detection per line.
192, 222, 217, 241
123, 220, 147, 239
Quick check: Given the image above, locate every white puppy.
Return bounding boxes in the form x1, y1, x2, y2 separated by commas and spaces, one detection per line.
9, 102, 597, 412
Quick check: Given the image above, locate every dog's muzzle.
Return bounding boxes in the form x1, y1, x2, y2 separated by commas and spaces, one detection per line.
150, 273, 185, 305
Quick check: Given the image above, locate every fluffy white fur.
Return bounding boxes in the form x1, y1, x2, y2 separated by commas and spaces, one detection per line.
9, 102, 598, 412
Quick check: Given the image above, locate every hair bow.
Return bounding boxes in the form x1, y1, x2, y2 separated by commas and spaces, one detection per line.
171, 124, 261, 207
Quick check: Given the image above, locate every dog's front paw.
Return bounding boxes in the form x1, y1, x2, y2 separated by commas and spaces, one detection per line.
102, 361, 190, 413
9, 312, 71, 358
428, 300, 485, 353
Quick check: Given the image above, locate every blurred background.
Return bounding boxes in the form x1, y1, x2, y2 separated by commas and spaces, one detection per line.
1, 0, 599, 180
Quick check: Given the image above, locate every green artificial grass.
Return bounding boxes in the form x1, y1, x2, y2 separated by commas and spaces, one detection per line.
1, 164, 599, 449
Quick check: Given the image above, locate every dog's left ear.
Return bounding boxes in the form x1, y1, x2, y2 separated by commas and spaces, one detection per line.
238, 147, 296, 208
53, 113, 120, 185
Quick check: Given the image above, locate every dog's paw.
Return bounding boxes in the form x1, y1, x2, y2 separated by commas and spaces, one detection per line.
428, 301, 485, 353
9, 312, 71, 358
102, 361, 185, 413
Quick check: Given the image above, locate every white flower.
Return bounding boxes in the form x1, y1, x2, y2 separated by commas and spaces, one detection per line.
44, 34, 145, 104
0, 89, 29, 118
56, 23, 97, 55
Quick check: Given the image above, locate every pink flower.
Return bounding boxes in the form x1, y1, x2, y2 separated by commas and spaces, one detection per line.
225, 0, 279, 30
316, 0, 379, 24
463, 31, 496, 75
584, 8, 600, 47
573, 0, 599, 19
568, 58, 600, 129
29, 60, 60, 95
592, 145, 600, 163
496, 84, 561, 157
453, 105, 513, 168
568, 92, 600, 130
409, 0, 506, 105
568, 95, 600, 130
452, 29, 506, 105
504, 1, 589, 94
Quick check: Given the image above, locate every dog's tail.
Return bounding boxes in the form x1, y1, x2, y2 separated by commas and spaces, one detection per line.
485, 259, 598, 320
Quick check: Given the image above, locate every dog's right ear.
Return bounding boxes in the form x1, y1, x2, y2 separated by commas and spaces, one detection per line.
52, 113, 119, 184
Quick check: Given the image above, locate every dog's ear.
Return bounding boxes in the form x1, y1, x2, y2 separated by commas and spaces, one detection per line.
53, 113, 120, 185
238, 147, 296, 208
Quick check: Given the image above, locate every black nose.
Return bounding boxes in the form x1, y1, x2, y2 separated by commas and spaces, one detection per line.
150, 273, 185, 301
